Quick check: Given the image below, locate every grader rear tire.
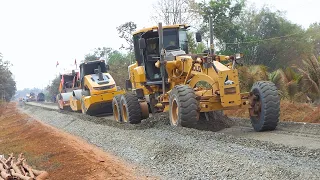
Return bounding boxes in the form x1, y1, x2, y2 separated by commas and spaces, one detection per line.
250, 81, 280, 132
169, 85, 199, 127
112, 95, 122, 122
120, 93, 142, 124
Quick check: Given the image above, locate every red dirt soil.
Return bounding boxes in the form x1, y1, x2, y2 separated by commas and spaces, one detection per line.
0, 103, 154, 180
224, 100, 320, 123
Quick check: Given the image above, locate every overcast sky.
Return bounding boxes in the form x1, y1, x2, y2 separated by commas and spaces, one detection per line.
0, 0, 319, 90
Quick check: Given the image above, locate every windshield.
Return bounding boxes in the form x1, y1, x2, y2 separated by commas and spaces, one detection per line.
163, 29, 179, 50
163, 28, 188, 53
179, 29, 188, 53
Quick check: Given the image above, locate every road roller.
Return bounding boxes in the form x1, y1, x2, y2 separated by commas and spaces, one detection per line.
56, 69, 80, 110
69, 60, 125, 116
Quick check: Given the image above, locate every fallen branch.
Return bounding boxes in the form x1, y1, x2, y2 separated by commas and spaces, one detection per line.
10, 169, 33, 180
5, 153, 13, 165
0, 153, 49, 180
11, 157, 23, 175
0, 163, 11, 180
22, 160, 35, 179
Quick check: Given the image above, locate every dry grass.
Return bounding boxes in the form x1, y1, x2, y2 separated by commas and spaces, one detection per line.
224, 100, 320, 123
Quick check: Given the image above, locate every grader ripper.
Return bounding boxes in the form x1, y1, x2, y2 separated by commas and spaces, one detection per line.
112, 21, 280, 132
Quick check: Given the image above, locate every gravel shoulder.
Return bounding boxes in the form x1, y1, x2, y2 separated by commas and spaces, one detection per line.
20, 102, 320, 180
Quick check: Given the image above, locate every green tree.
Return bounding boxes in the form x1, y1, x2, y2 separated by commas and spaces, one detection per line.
107, 50, 132, 88
306, 23, 320, 58
0, 53, 17, 102
187, 32, 206, 53
116, 21, 137, 64
45, 76, 60, 102
84, 47, 112, 62
197, 0, 245, 47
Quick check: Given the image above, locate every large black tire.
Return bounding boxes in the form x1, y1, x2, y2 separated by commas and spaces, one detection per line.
250, 81, 280, 132
120, 93, 142, 124
112, 95, 123, 122
169, 85, 199, 127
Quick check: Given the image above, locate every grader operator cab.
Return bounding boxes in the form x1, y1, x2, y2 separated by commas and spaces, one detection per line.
70, 60, 125, 116
113, 21, 280, 132
56, 69, 80, 110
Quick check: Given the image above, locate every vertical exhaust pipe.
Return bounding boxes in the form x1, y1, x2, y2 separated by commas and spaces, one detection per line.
209, 16, 214, 55
158, 22, 166, 96
209, 16, 219, 73
96, 65, 103, 81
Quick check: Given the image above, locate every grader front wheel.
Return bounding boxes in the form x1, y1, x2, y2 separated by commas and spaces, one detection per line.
249, 81, 280, 132
169, 85, 199, 127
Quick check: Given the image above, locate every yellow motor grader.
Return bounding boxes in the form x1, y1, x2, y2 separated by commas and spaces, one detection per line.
69, 60, 125, 116
112, 21, 280, 132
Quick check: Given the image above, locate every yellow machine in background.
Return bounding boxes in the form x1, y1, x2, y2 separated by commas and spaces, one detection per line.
70, 60, 125, 116
112, 20, 280, 132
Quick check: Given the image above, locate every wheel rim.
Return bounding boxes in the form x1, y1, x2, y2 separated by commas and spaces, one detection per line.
122, 104, 128, 122
171, 99, 178, 125
251, 93, 261, 121
113, 103, 119, 122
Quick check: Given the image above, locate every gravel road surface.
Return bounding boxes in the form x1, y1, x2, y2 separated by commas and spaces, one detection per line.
19, 102, 320, 180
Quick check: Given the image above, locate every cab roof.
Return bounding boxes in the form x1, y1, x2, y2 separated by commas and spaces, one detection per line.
80, 60, 106, 67
132, 24, 190, 35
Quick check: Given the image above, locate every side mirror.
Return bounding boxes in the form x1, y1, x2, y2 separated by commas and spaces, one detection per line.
139, 38, 146, 49
106, 64, 110, 71
196, 32, 202, 42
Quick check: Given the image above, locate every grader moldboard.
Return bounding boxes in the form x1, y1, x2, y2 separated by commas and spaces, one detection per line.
70, 60, 125, 116
112, 21, 280, 132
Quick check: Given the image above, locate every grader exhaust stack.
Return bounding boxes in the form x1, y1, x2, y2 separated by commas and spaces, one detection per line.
158, 22, 166, 96
209, 16, 214, 55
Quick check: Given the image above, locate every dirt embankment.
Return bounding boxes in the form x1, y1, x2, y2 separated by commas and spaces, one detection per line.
0, 103, 152, 180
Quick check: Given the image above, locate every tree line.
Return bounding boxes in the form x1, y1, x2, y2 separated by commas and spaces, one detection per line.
46, 0, 320, 103
0, 52, 16, 102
